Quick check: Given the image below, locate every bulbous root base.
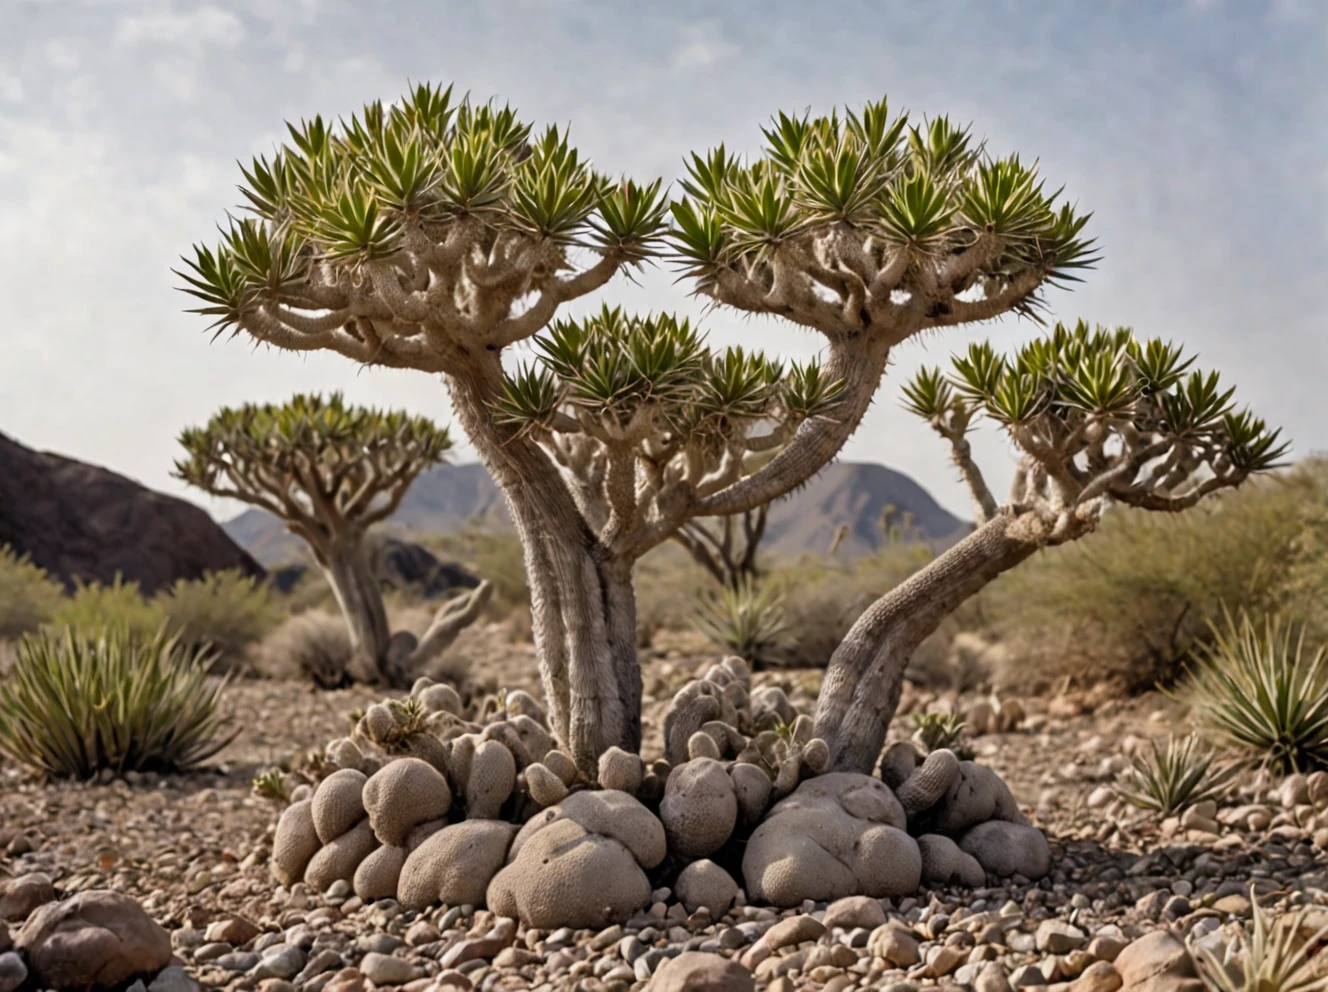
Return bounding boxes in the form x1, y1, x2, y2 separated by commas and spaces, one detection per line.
271, 661, 1048, 929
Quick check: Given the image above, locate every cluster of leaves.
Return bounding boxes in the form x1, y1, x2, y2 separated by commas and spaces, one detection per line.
1113, 733, 1230, 816
178, 83, 668, 331
903, 321, 1287, 476
175, 392, 451, 512
691, 577, 791, 668
1179, 611, 1328, 775
497, 306, 842, 445
0, 626, 236, 778
911, 711, 973, 757
672, 99, 1096, 297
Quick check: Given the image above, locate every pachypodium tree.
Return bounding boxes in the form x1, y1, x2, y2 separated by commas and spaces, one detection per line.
178, 81, 1154, 771
175, 393, 492, 687
814, 323, 1287, 772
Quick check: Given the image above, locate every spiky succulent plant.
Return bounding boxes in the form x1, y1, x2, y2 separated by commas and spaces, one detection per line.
1180, 610, 1328, 775
1113, 733, 1230, 816
911, 711, 973, 759
691, 577, 792, 667
1195, 885, 1328, 992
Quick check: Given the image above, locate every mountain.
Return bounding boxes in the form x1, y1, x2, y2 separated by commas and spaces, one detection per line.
223, 460, 967, 567
0, 430, 264, 594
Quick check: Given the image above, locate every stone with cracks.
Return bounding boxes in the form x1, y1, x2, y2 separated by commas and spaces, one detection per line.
15, 890, 171, 989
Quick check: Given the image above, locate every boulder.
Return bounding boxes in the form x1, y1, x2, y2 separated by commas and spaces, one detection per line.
488, 819, 650, 928
917, 833, 986, 887
0, 429, 262, 594
914, 761, 1025, 836
660, 758, 738, 859
14, 890, 171, 988
743, 772, 921, 906
362, 758, 451, 846
674, 860, 739, 917
397, 820, 516, 911
958, 821, 1051, 880
0, 872, 55, 922
512, 789, 666, 870
1113, 930, 1204, 992
648, 950, 755, 991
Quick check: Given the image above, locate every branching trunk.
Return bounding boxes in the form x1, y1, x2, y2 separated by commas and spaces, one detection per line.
814, 511, 1047, 774
447, 362, 641, 770
673, 504, 769, 591
318, 538, 392, 684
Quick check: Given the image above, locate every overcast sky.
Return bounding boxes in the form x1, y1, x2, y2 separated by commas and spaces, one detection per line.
2, 0, 1324, 523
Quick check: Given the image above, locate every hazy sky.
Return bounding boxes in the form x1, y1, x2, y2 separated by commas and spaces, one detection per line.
2, 0, 1324, 523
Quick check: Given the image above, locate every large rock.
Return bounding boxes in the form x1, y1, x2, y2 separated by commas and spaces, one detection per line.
742, 772, 921, 906
14, 890, 171, 988
648, 951, 755, 991
398, 820, 515, 911
660, 759, 738, 859
958, 820, 1051, 880
488, 818, 651, 928
0, 430, 262, 594
512, 789, 666, 870
1113, 930, 1204, 992
910, 760, 1026, 835
0, 872, 55, 922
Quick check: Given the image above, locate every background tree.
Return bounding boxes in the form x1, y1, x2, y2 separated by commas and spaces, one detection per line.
178, 84, 1101, 769
175, 393, 492, 687
814, 322, 1287, 772
670, 448, 779, 590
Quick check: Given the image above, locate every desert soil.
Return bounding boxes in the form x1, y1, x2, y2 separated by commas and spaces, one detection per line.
1, 624, 1325, 991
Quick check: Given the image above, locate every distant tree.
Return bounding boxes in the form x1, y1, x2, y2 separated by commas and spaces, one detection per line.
175, 393, 491, 687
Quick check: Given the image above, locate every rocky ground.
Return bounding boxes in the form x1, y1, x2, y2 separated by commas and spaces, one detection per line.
1, 625, 1326, 991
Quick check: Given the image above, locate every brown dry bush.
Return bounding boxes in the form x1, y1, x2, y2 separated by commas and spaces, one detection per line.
986, 459, 1328, 693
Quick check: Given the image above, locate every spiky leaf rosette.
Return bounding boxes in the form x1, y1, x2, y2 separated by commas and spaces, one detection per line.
902, 320, 1287, 532
175, 392, 451, 548
176, 83, 668, 372
671, 98, 1097, 336
494, 306, 843, 558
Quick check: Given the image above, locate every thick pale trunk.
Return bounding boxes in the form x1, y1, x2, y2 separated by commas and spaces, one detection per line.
319, 538, 392, 685
814, 512, 1045, 774
446, 364, 641, 769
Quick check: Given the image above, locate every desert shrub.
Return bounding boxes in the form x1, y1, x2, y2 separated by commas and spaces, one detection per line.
1195, 884, 1328, 992
0, 625, 236, 777
989, 462, 1328, 692
155, 570, 282, 672
0, 546, 64, 640
1113, 734, 1229, 816
1180, 611, 1328, 774
50, 575, 167, 641
254, 609, 353, 687
691, 578, 791, 666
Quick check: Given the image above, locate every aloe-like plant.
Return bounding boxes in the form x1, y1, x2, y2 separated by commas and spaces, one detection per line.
176, 393, 491, 688
1180, 611, 1328, 774
0, 626, 237, 778
1113, 733, 1229, 816
912, 711, 973, 758
1195, 885, 1328, 992
692, 578, 791, 666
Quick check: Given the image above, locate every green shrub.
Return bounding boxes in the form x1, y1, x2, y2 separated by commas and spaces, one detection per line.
1180, 611, 1328, 774
155, 570, 281, 672
0, 625, 237, 777
692, 578, 791, 666
51, 575, 167, 642
0, 546, 64, 640
989, 463, 1328, 692
1113, 734, 1229, 816
912, 711, 973, 758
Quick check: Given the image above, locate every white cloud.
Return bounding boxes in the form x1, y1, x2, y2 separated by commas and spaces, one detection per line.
114, 5, 245, 53
671, 21, 740, 70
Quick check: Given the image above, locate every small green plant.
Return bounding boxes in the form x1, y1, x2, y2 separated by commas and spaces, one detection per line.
1179, 610, 1328, 774
692, 578, 791, 666
0, 546, 65, 640
51, 575, 167, 641
0, 625, 237, 777
251, 768, 290, 803
1114, 733, 1229, 816
156, 570, 281, 672
912, 711, 973, 758
1195, 884, 1328, 992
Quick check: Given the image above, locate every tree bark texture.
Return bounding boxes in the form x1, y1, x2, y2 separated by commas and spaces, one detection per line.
814, 511, 1046, 774
446, 362, 641, 770
317, 536, 393, 685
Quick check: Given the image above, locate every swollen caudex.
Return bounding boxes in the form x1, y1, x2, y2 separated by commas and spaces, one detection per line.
272, 659, 1049, 928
